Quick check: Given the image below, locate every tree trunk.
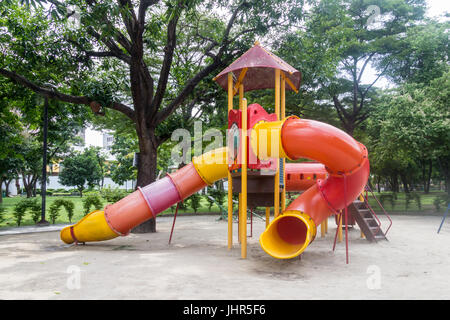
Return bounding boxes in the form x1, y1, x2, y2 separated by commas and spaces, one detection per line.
400, 173, 409, 193
436, 156, 450, 197
32, 177, 38, 197
131, 128, 158, 233
4, 179, 12, 197
390, 173, 399, 193
22, 173, 33, 198
424, 160, 432, 194
15, 178, 21, 196
0, 178, 3, 203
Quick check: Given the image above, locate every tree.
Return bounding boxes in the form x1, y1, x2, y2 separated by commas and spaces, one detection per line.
382, 19, 450, 86
0, 0, 305, 232
109, 134, 138, 187
59, 147, 103, 196
366, 69, 450, 195
275, 0, 430, 136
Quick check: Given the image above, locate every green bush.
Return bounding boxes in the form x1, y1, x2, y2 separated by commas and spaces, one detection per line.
100, 186, 127, 203
53, 192, 72, 197
380, 194, 396, 209
178, 199, 187, 210
433, 196, 442, 211
205, 192, 215, 211
13, 198, 41, 226
405, 193, 421, 211
82, 194, 103, 215
434, 195, 450, 211
210, 188, 225, 208
49, 199, 75, 224
187, 193, 202, 213
0, 206, 5, 224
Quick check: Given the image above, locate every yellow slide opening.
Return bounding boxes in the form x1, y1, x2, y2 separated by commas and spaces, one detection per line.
259, 211, 316, 259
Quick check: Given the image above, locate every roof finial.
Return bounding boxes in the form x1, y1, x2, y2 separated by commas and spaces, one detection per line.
254, 40, 260, 46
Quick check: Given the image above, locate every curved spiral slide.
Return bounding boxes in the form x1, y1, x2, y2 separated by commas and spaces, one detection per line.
60, 116, 369, 259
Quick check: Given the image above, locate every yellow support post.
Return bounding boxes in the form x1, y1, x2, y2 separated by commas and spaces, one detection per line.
338, 211, 343, 243
265, 207, 270, 228
233, 68, 248, 96
281, 72, 286, 213
358, 194, 365, 238
241, 97, 248, 259
321, 222, 326, 238
274, 69, 280, 218
238, 193, 241, 243
324, 217, 328, 234
227, 72, 233, 250
238, 84, 245, 247
239, 84, 244, 109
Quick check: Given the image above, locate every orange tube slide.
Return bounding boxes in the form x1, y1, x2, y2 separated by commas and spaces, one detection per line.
259, 117, 369, 258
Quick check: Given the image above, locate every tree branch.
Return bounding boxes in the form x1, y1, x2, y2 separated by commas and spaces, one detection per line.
117, 0, 139, 43
0, 68, 136, 122
151, 1, 183, 114
357, 52, 375, 84
153, 1, 246, 125
84, 28, 132, 64
138, 0, 159, 27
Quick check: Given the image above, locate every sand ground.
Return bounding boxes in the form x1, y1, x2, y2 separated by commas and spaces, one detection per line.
0, 214, 449, 300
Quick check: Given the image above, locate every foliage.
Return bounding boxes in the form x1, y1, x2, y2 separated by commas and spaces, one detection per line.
205, 191, 215, 211
81, 193, 103, 215
379, 194, 396, 210
13, 198, 40, 226
100, 186, 127, 203
107, 134, 137, 186
433, 195, 450, 212
0, 206, 5, 224
59, 147, 103, 196
270, 0, 447, 163
366, 70, 450, 194
49, 199, 75, 224
405, 193, 421, 211
209, 188, 225, 208
187, 192, 202, 213
0, 0, 307, 190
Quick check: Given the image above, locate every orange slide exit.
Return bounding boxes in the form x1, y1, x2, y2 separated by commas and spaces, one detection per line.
60, 116, 369, 260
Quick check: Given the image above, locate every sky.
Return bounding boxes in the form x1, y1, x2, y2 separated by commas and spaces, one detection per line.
85, 0, 449, 147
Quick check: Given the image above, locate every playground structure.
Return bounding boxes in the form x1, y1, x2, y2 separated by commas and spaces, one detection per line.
60, 42, 390, 261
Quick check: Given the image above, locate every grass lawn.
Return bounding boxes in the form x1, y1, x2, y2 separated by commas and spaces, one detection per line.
0, 190, 447, 229
365, 190, 448, 213
0, 195, 226, 229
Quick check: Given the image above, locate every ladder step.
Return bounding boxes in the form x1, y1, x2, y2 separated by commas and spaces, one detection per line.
360, 211, 372, 218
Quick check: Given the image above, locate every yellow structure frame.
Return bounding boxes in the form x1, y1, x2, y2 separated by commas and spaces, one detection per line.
226, 65, 290, 259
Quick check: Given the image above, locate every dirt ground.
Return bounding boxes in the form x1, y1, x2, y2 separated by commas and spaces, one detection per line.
0, 214, 449, 300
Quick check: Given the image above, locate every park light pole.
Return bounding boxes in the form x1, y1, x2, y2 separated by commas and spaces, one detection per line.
37, 96, 50, 226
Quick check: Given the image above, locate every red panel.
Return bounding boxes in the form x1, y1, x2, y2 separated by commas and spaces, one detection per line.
228, 103, 278, 171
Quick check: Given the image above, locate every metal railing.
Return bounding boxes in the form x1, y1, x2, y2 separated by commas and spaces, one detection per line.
363, 184, 393, 236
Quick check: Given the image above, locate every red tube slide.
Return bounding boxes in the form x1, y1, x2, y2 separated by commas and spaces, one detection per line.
259, 117, 369, 258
